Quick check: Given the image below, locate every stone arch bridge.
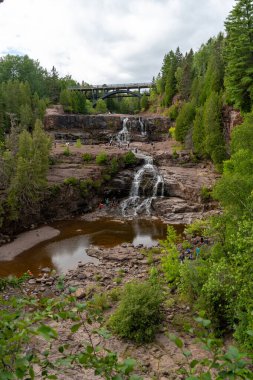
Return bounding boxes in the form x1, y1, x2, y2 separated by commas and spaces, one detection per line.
68, 82, 152, 106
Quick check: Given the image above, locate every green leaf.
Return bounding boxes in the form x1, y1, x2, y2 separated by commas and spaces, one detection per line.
37, 324, 58, 340
96, 327, 112, 339
71, 323, 82, 333
190, 359, 199, 368
183, 350, 192, 358
169, 333, 183, 348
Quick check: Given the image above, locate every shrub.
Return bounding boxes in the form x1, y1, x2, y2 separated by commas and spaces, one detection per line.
63, 146, 70, 156
75, 138, 82, 148
200, 186, 213, 202
82, 153, 93, 162
178, 259, 210, 303
123, 151, 137, 165
64, 177, 79, 186
167, 104, 179, 120
169, 126, 176, 139
96, 152, 108, 165
108, 281, 164, 343
109, 157, 119, 175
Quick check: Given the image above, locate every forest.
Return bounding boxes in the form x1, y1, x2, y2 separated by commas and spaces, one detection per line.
0, 0, 253, 378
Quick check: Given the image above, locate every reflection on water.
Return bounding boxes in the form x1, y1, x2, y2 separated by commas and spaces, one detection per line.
0, 218, 183, 277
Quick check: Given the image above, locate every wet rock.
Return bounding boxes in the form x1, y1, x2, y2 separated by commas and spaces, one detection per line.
41, 267, 51, 273
28, 279, 36, 285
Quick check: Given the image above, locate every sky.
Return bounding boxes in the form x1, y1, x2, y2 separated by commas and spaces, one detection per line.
0, 0, 235, 85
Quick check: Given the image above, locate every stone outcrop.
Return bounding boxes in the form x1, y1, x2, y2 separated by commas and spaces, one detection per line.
44, 112, 171, 143
222, 105, 243, 146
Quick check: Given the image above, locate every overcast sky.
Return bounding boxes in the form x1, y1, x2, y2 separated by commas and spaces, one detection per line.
0, 0, 235, 84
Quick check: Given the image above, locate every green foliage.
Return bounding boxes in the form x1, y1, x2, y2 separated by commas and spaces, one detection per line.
75, 138, 82, 148
0, 272, 31, 291
167, 105, 178, 120
213, 113, 253, 215
203, 91, 226, 166
169, 316, 253, 379
160, 226, 181, 284
95, 99, 107, 114
63, 146, 70, 156
169, 126, 176, 139
224, 0, 253, 111
179, 259, 210, 303
0, 291, 142, 380
108, 281, 164, 343
175, 101, 196, 142
200, 186, 213, 202
123, 151, 137, 165
184, 219, 209, 238
6, 120, 51, 220
63, 177, 79, 186
192, 106, 204, 155
96, 152, 108, 165
82, 152, 93, 162
140, 93, 149, 110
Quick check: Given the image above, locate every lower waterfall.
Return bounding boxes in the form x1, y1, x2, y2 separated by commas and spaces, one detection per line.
121, 152, 164, 217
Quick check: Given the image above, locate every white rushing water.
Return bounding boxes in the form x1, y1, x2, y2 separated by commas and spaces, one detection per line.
116, 117, 130, 145
121, 152, 164, 217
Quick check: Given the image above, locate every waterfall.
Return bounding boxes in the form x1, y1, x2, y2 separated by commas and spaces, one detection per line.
121, 152, 164, 217
117, 117, 130, 145
139, 117, 146, 136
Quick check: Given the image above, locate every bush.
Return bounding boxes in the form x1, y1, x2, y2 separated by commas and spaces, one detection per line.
96, 152, 108, 165
75, 138, 82, 148
169, 126, 176, 139
108, 281, 164, 343
123, 151, 137, 165
82, 153, 93, 162
63, 146, 71, 156
64, 177, 79, 186
200, 186, 213, 202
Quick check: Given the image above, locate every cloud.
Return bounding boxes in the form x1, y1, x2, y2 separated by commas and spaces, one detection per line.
0, 0, 234, 84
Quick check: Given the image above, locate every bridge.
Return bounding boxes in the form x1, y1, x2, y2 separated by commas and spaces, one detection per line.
68, 82, 152, 105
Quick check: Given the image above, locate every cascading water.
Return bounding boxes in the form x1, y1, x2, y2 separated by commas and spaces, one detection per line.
121, 152, 164, 217
139, 117, 147, 136
117, 117, 130, 145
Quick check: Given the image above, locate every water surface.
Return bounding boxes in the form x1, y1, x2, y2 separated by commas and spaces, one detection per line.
0, 218, 182, 277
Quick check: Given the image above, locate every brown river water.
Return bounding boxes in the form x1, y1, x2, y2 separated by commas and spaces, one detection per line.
0, 218, 183, 278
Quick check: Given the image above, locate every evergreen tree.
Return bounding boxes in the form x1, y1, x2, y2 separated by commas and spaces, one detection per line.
224, 0, 253, 111
203, 34, 224, 100
140, 93, 149, 110
176, 49, 194, 101
175, 101, 195, 142
192, 106, 205, 155
203, 92, 226, 166
163, 49, 182, 106
7, 120, 51, 220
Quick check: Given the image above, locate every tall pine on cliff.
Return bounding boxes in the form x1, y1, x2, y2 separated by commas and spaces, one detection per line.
224, 0, 253, 112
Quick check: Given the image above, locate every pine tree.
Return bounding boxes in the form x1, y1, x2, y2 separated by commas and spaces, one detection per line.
7, 120, 51, 220
192, 106, 205, 155
224, 0, 253, 111
203, 92, 226, 166
175, 101, 196, 142
176, 49, 194, 101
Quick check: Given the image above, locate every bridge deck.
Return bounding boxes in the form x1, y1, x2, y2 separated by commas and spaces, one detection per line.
68, 82, 152, 91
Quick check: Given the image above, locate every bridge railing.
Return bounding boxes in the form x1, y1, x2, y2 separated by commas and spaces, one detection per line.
68, 82, 152, 91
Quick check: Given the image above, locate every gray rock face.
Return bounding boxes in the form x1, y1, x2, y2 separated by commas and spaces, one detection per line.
44, 114, 171, 143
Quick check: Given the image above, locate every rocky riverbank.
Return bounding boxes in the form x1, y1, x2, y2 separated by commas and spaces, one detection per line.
9, 242, 209, 380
